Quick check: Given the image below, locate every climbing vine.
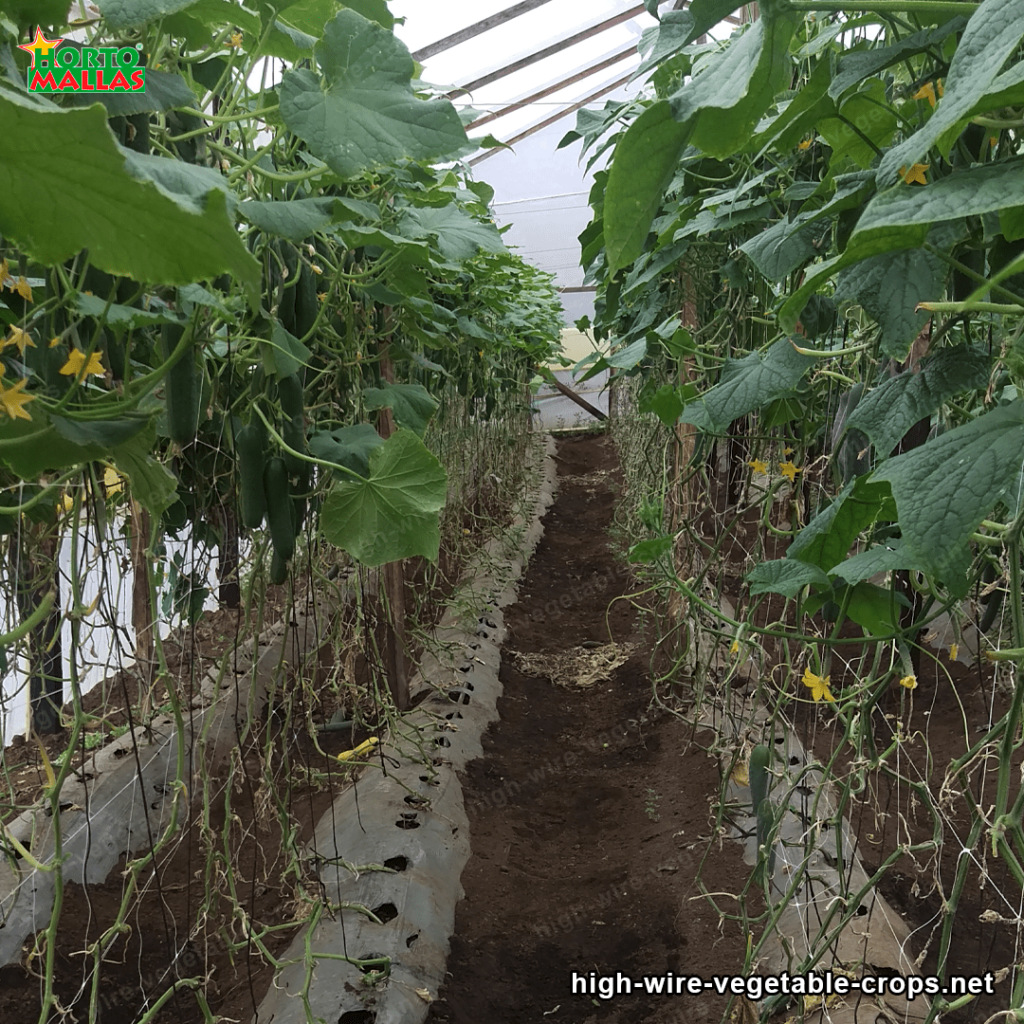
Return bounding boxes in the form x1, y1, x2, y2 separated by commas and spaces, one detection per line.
0, 2, 561, 1020
569, 0, 1024, 1018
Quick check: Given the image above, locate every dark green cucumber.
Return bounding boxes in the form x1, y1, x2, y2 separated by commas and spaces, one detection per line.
292, 493, 307, 534
236, 420, 267, 529
278, 373, 306, 475
161, 322, 199, 445
263, 457, 295, 561
278, 373, 303, 418
274, 241, 299, 335
294, 261, 320, 339
269, 550, 289, 586
749, 743, 772, 815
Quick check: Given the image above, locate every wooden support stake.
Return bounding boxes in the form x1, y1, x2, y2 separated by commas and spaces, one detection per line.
548, 375, 608, 421
375, 342, 410, 711
131, 500, 154, 717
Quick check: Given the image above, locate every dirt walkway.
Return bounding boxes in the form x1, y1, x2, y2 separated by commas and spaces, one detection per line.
427, 433, 753, 1024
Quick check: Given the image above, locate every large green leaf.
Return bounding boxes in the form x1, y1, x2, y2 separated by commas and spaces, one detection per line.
788, 476, 895, 573
848, 162, 1024, 259
638, 383, 686, 427
828, 19, 966, 100
636, 10, 696, 78
607, 338, 647, 369
63, 70, 197, 117
340, 0, 393, 28
779, 216, 966, 337
362, 382, 439, 436
605, 3, 797, 272
750, 58, 835, 155
333, 223, 432, 263
804, 581, 908, 637
399, 205, 505, 261
740, 212, 822, 281
818, 79, 898, 170
171, 0, 262, 32
261, 18, 317, 60
871, 401, 1024, 582
51, 413, 152, 448
241, 198, 340, 240
834, 248, 946, 360
76, 293, 183, 329
879, 0, 1024, 184
278, 0, 346, 37
121, 148, 236, 213
746, 558, 831, 598
628, 536, 674, 564
845, 345, 991, 456
308, 424, 383, 477
280, 9, 466, 179
319, 429, 447, 566
112, 427, 179, 513
603, 102, 691, 274
680, 3, 799, 158
679, 339, 816, 433
0, 0, 68, 24
98, 0, 203, 28
637, 1, 748, 77
0, 90, 259, 302
829, 540, 926, 584
262, 321, 311, 379
0, 415, 111, 478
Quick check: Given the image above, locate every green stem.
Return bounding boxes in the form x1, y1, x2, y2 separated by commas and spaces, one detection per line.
787, 0, 979, 13
919, 300, 1024, 315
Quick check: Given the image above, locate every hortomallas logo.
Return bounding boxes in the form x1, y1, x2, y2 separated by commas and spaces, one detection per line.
18, 27, 145, 93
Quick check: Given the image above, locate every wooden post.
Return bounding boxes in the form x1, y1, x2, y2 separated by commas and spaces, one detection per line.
10, 518, 63, 735
218, 505, 240, 609
130, 500, 154, 716
548, 375, 608, 421
667, 276, 701, 667
375, 340, 410, 711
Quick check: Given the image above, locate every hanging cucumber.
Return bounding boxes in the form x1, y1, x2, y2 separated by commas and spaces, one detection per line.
269, 550, 289, 586
274, 240, 300, 335
101, 327, 126, 382
161, 322, 200, 445
277, 372, 307, 475
263, 457, 295, 561
748, 743, 772, 815
236, 419, 267, 529
294, 260, 320, 339
292, 493, 308, 534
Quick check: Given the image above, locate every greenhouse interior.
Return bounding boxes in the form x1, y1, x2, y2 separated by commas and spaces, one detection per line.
0, 1, 1021, 1022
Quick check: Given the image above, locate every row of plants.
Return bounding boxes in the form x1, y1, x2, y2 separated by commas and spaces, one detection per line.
0, 2, 563, 1020
0, 0, 562, 715
569, 0, 1024, 1019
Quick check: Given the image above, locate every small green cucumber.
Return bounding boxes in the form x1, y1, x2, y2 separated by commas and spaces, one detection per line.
748, 743, 772, 815
294, 261, 320, 339
278, 373, 306, 474
161, 322, 199, 445
263, 457, 295, 561
236, 420, 267, 529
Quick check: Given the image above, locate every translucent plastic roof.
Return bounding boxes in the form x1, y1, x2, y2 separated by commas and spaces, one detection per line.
389, 0, 679, 324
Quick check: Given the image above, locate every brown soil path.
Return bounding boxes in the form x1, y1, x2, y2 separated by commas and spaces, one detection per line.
427, 432, 753, 1024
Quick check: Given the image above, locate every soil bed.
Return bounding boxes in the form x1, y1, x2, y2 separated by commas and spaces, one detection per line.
428, 433, 753, 1024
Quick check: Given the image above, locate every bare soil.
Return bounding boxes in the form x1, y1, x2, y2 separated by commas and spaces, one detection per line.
427, 433, 757, 1024
1, 430, 1012, 1024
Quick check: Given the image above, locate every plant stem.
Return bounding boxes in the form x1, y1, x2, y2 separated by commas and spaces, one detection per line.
787, 1, 978, 13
